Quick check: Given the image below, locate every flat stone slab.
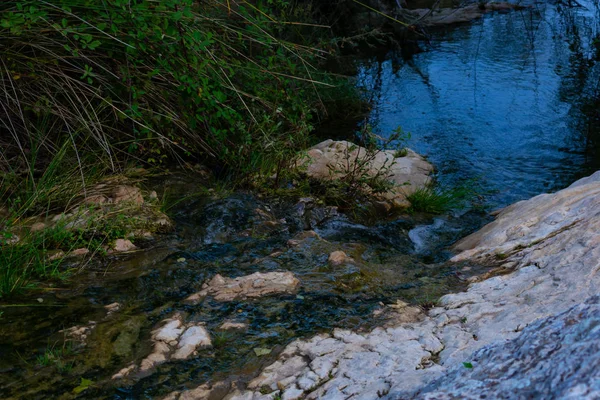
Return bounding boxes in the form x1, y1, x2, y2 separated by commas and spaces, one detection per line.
185, 271, 300, 304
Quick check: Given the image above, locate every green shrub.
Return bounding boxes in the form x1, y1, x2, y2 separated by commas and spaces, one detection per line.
0, 0, 352, 183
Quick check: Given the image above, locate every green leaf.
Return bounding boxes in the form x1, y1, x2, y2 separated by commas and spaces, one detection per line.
88, 40, 101, 50
463, 362, 473, 369
73, 378, 93, 394
254, 347, 271, 357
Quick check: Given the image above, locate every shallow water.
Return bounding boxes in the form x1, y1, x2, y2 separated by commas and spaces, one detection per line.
1, 2, 600, 399
0, 189, 484, 399
359, 0, 600, 207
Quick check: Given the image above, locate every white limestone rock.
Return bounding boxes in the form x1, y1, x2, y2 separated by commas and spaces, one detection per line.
185, 271, 300, 304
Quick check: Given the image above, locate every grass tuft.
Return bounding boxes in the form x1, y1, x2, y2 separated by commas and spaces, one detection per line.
407, 183, 476, 214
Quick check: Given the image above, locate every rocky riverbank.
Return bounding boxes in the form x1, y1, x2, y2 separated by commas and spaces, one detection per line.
166, 171, 600, 399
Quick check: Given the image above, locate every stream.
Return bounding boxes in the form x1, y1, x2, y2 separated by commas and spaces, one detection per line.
1, 1, 599, 399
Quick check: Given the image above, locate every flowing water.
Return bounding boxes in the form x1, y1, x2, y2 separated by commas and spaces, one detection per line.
1, 2, 599, 399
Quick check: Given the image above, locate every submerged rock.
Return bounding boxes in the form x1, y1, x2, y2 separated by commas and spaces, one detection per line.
219, 321, 249, 331
60, 321, 97, 348
176, 171, 600, 399
185, 271, 300, 304
112, 313, 211, 379
104, 302, 121, 317
327, 250, 352, 266
299, 140, 433, 210
287, 230, 320, 248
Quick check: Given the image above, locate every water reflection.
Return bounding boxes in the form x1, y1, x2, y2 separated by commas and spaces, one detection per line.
359, 0, 600, 207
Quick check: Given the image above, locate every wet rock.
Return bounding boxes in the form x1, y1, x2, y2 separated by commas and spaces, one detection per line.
195, 170, 600, 399
327, 250, 352, 266
293, 197, 339, 230
112, 316, 144, 358
113, 239, 137, 252
60, 321, 97, 348
162, 382, 231, 400
287, 230, 320, 247
104, 302, 121, 317
382, 300, 426, 326
185, 271, 300, 304
219, 321, 249, 330
299, 140, 433, 209
113, 313, 212, 379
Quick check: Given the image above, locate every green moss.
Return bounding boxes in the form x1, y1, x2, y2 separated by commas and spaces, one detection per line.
112, 316, 146, 358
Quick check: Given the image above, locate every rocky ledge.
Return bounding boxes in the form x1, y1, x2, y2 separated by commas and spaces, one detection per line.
166, 171, 600, 399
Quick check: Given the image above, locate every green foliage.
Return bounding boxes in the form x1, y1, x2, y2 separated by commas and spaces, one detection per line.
212, 332, 229, 349
320, 125, 412, 208
326, 142, 394, 198
36, 342, 75, 373
72, 377, 93, 394
0, 204, 157, 297
390, 127, 411, 157
0, 0, 354, 182
0, 230, 65, 297
407, 183, 475, 214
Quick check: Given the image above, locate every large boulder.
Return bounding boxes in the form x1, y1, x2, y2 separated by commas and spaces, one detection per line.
409, 296, 600, 399
452, 170, 600, 262
300, 140, 433, 209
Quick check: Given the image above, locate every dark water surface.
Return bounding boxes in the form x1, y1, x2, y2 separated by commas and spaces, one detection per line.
360, 0, 600, 207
